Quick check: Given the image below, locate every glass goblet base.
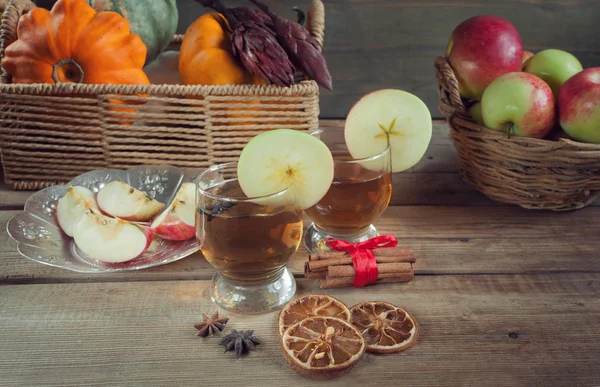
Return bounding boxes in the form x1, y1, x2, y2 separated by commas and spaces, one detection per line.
210, 266, 296, 314
303, 222, 379, 254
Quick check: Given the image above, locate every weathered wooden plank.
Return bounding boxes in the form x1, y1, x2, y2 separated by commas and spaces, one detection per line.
2, 205, 600, 283
0, 171, 500, 210
3, 121, 595, 209
0, 274, 598, 386
0, 183, 33, 210
0, 121, 474, 210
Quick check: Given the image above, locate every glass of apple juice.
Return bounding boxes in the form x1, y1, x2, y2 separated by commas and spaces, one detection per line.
195, 162, 303, 313
303, 128, 393, 253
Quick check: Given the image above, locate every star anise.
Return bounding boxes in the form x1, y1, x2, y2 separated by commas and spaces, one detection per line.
218, 329, 261, 358
194, 311, 229, 337
201, 200, 236, 222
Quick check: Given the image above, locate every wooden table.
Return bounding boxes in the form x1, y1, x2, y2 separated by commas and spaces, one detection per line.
1, 121, 599, 386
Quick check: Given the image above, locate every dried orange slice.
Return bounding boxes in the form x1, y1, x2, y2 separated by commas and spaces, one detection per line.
278, 294, 350, 336
281, 316, 366, 379
349, 301, 419, 354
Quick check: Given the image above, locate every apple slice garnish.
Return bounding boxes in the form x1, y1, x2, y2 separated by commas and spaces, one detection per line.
237, 129, 334, 210
151, 182, 196, 241
344, 89, 433, 173
73, 209, 154, 263
56, 186, 98, 237
97, 180, 165, 222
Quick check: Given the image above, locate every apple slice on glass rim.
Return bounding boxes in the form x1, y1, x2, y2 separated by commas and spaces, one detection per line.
73, 209, 156, 263
237, 129, 334, 209
344, 89, 433, 173
97, 180, 165, 222
151, 182, 196, 241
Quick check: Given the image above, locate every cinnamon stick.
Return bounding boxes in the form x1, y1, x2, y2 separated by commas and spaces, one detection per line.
309, 246, 414, 261
304, 262, 327, 280
307, 248, 416, 272
319, 272, 415, 289
327, 262, 412, 278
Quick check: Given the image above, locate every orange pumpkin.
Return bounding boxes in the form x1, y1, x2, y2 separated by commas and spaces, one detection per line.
179, 12, 265, 86
2, 0, 150, 87
1, 0, 150, 131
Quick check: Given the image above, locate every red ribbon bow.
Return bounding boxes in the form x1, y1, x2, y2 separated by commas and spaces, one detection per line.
326, 235, 398, 288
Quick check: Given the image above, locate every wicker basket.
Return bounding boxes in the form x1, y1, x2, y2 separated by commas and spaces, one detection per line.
435, 56, 600, 211
0, 0, 326, 190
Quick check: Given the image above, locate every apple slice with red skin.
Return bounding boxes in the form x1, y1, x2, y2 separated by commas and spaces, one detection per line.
56, 186, 98, 237
97, 180, 165, 222
152, 182, 196, 241
73, 209, 155, 263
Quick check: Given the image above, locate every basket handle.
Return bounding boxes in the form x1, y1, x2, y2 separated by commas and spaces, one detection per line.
306, 0, 325, 51
434, 56, 466, 115
0, 0, 35, 84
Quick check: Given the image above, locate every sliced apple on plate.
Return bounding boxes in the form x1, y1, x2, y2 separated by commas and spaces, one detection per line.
56, 186, 98, 237
73, 209, 155, 263
237, 129, 334, 209
152, 182, 196, 241
97, 180, 165, 222
344, 89, 433, 173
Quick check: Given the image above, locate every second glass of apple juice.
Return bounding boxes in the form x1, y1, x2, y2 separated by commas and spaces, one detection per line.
196, 162, 302, 313
303, 128, 393, 253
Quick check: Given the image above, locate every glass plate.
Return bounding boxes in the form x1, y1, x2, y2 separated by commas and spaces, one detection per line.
6, 165, 204, 273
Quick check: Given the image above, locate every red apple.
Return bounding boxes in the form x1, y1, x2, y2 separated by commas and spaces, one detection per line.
481, 72, 555, 138
558, 67, 600, 143
446, 15, 523, 100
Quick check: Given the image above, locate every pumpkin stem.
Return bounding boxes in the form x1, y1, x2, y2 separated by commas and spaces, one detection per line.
52, 58, 85, 84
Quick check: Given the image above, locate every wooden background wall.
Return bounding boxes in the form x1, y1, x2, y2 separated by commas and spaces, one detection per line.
36, 0, 600, 119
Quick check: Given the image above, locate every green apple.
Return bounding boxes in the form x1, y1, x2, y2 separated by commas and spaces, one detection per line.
237, 129, 334, 209
468, 102, 484, 125
523, 49, 583, 98
481, 72, 556, 138
344, 89, 432, 173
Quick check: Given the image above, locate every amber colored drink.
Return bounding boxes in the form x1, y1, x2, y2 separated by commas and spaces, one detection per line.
304, 161, 392, 235
197, 181, 303, 283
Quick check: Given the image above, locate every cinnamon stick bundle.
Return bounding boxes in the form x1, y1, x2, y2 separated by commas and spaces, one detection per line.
304, 246, 417, 289
307, 247, 416, 272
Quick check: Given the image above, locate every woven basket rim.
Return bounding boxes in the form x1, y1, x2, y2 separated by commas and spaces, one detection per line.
449, 115, 600, 153
0, 80, 321, 96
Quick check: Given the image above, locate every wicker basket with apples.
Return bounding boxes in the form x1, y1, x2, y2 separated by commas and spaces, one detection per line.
435, 15, 600, 211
